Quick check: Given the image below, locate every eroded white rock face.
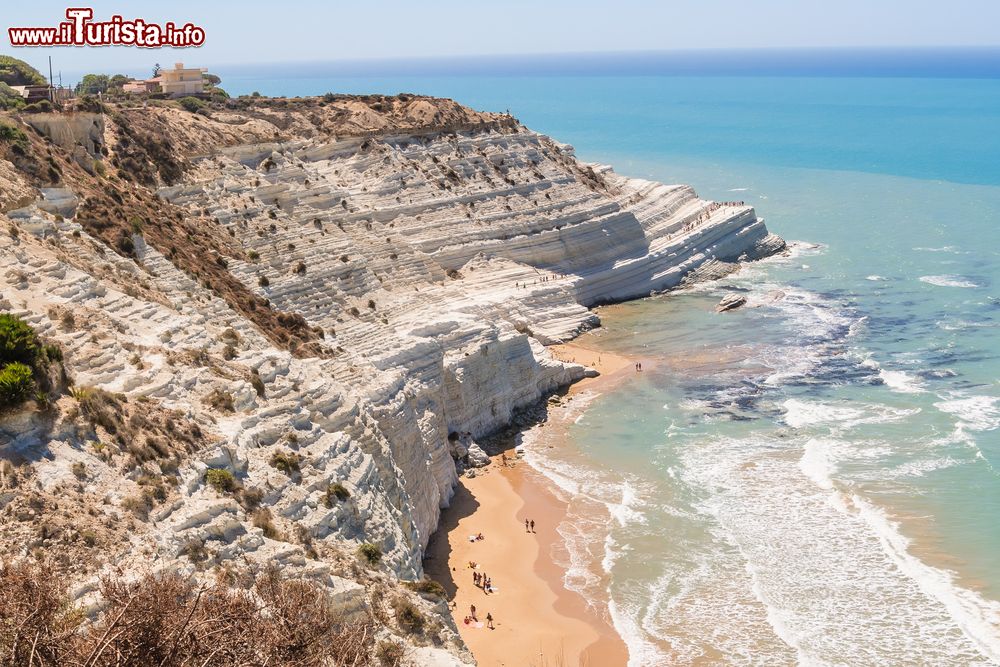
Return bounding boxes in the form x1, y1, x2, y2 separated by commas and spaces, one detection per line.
0, 123, 779, 648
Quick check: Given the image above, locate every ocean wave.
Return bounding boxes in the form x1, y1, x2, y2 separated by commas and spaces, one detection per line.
677, 434, 998, 665
879, 368, 927, 393
866, 274, 889, 281
887, 457, 962, 479
783, 399, 864, 428
937, 318, 999, 331
857, 357, 927, 393
799, 439, 835, 489
782, 398, 918, 429
854, 496, 1000, 662
920, 275, 981, 289
934, 394, 1000, 431
913, 246, 970, 254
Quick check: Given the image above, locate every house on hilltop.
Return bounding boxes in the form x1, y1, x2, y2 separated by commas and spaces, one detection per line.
156, 62, 207, 96
121, 63, 208, 97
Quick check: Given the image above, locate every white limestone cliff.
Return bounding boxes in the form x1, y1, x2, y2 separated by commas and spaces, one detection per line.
0, 107, 782, 663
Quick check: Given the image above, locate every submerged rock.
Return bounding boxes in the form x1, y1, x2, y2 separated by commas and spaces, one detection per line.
716, 293, 748, 312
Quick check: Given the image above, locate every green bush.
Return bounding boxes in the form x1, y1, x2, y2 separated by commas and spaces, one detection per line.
357, 543, 382, 566
204, 468, 238, 493
0, 362, 34, 408
0, 82, 24, 110
0, 314, 39, 366
0, 121, 28, 148
178, 96, 205, 113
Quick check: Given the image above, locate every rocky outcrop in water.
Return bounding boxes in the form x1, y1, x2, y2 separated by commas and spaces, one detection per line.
717, 293, 748, 312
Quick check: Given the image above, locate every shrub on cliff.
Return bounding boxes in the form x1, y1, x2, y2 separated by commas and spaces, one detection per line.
268, 450, 301, 476
375, 640, 405, 667
0, 121, 27, 149
0, 314, 39, 366
0, 82, 24, 110
204, 388, 235, 413
323, 482, 351, 507
357, 543, 382, 566
0, 362, 34, 408
204, 468, 238, 493
22, 99, 53, 114
393, 598, 425, 634
403, 579, 446, 600
178, 96, 205, 113
0, 315, 64, 410
252, 508, 279, 539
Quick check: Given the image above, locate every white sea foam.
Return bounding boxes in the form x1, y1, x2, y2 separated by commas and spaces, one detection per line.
799, 439, 835, 489
782, 399, 863, 428
854, 496, 1000, 662
934, 394, 1000, 431
677, 434, 997, 665
920, 275, 980, 288
879, 368, 927, 393
887, 457, 961, 479
866, 274, 889, 281
783, 397, 920, 430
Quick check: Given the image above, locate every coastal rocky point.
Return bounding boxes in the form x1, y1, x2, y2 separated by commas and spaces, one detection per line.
0, 94, 783, 664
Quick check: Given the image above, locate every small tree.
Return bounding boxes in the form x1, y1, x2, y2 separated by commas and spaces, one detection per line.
75, 73, 110, 96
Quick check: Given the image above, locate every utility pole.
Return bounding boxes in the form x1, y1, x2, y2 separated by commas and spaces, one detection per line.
48, 56, 54, 104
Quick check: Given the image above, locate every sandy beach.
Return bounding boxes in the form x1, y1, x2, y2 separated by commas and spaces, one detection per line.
424, 333, 636, 666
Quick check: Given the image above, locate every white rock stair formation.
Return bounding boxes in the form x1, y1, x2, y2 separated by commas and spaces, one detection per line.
1, 122, 781, 652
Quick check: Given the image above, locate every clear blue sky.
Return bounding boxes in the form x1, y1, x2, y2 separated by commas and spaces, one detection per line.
5, 0, 1000, 76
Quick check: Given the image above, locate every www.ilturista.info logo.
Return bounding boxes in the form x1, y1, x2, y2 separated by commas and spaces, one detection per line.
8, 8, 205, 48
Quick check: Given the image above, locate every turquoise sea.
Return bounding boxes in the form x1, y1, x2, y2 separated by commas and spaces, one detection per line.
224, 53, 1000, 664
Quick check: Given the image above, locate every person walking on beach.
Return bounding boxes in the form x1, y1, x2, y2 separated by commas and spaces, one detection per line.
530, 519, 535, 532
486, 612, 494, 629
525, 518, 529, 532
470, 604, 477, 621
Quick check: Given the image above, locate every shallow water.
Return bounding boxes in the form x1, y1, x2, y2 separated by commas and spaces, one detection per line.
228, 62, 1000, 664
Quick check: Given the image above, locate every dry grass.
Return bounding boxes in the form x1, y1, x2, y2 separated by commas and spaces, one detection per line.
0, 560, 377, 666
